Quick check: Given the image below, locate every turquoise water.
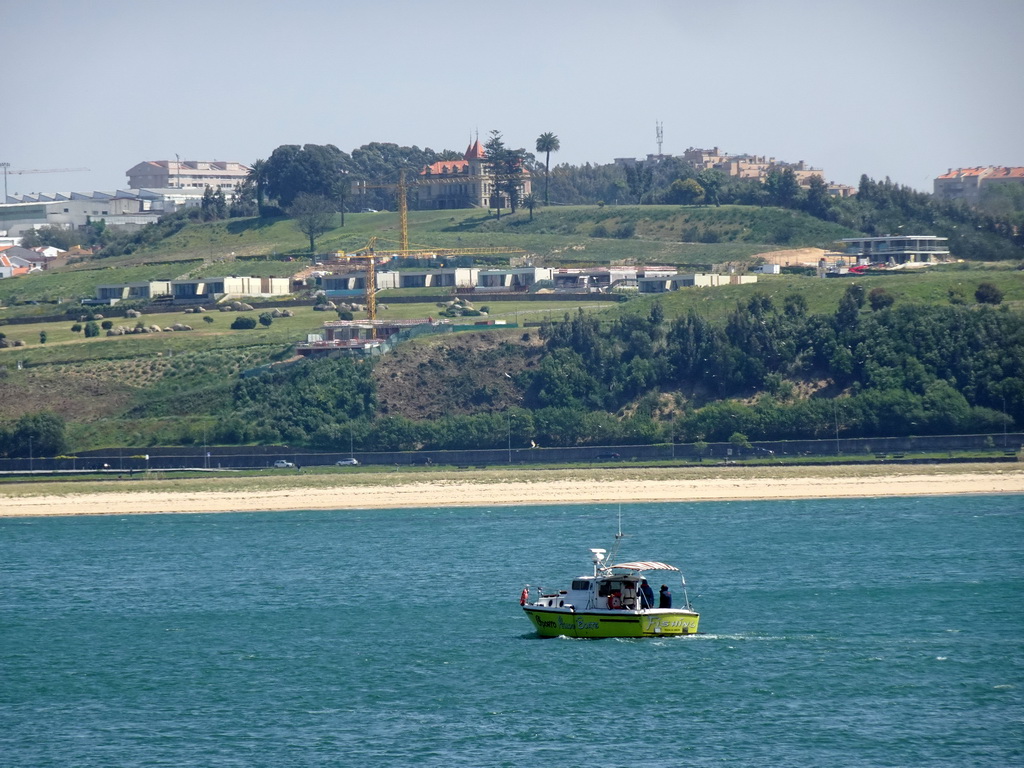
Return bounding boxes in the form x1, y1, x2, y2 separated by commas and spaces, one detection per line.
2, 496, 1021, 767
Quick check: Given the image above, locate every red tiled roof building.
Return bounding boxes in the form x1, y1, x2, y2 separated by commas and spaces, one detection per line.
934, 166, 1024, 204
417, 140, 530, 211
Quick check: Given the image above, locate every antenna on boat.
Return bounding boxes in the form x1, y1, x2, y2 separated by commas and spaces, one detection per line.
681, 573, 692, 611
606, 505, 626, 565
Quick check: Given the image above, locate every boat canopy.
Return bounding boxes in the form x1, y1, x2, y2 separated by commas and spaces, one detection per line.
608, 561, 679, 573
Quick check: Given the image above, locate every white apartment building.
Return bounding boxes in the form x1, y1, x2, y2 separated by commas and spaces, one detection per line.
125, 160, 249, 193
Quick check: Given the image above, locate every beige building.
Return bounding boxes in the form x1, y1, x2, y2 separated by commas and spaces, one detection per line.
638, 273, 758, 293
125, 160, 249, 193
94, 280, 173, 303
170, 276, 290, 302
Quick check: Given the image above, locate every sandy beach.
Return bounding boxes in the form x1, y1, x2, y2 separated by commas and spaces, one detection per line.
1, 464, 1021, 517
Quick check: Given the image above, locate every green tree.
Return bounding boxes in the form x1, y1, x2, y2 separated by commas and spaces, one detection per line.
868, 287, 895, 311
202, 315, 215, 324
535, 132, 560, 206
802, 174, 833, 219
668, 178, 705, 206
975, 282, 1004, 305
263, 143, 349, 209
258, 312, 274, 328
83, 321, 100, 338
231, 315, 257, 330
289, 193, 336, 253
200, 186, 217, 221
10, 412, 67, 457
485, 130, 527, 217
214, 186, 228, 219
764, 167, 801, 208
784, 293, 808, 318
729, 432, 752, 454
247, 158, 268, 210
623, 162, 653, 204
522, 193, 537, 221
697, 169, 723, 207
39, 331, 47, 344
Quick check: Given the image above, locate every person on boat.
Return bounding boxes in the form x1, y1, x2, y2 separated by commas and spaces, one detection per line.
639, 579, 655, 609
659, 584, 672, 609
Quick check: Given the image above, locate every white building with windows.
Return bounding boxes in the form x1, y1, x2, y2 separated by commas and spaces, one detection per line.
125, 160, 249, 193
839, 235, 950, 265
0, 188, 209, 236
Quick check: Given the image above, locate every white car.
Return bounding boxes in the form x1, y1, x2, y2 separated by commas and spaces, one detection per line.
273, 460, 295, 468
336, 458, 360, 466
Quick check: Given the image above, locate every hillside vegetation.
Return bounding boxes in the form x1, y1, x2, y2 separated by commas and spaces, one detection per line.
1, 200, 1021, 457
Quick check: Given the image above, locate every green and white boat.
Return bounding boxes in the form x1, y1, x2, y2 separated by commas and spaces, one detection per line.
521, 546, 700, 639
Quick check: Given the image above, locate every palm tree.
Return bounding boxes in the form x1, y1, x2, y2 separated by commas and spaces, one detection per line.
535, 132, 560, 206
522, 193, 537, 221
247, 158, 267, 210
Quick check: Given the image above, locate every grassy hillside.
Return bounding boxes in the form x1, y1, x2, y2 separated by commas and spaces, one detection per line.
1, 204, 857, 310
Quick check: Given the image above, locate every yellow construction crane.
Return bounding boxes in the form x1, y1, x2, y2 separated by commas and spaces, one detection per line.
3, 166, 91, 175
0, 164, 90, 199
353, 167, 529, 253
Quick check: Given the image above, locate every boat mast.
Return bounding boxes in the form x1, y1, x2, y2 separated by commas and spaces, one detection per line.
606, 505, 626, 565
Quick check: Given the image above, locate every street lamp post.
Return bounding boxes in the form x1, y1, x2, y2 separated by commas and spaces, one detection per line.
1003, 395, 1008, 449
834, 400, 840, 456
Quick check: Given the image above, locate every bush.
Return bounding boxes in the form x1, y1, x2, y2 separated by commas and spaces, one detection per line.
337, 310, 354, 321
868, 287, 895, 311
231, 316, 257, 330
975, 282, 1004, 305
203, 315, 215, 324
83, 321, 100, 338
258, 312, 273, 328
101, 320, 114, 330
70, 323, 82, 333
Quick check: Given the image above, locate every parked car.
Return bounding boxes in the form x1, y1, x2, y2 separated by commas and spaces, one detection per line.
273, 460, 295, 468
336, 458, 360, 466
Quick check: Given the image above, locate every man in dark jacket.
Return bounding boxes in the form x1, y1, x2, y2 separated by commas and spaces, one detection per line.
639, 579, 655, 609
659, 584, 672, 609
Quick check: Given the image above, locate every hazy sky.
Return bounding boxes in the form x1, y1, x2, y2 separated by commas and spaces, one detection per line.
4, 0, 1021, 197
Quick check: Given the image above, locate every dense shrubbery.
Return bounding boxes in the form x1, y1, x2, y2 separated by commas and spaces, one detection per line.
127, 292, 1019, 452
0, 412, 68, 457
228, 357, 375, 445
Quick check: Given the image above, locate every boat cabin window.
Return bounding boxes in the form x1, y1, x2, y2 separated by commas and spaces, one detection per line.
598, 579, 637, 596
572, 580, 590, 591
